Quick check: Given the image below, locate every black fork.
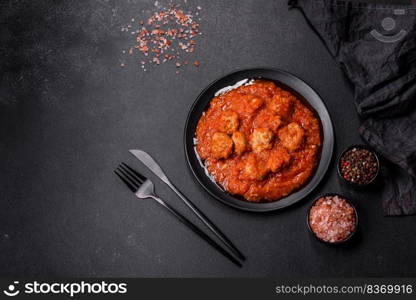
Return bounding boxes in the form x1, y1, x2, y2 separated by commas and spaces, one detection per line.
114, 163, 242, 268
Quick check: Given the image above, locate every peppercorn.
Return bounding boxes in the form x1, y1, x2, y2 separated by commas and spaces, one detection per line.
339, 147, 378, 185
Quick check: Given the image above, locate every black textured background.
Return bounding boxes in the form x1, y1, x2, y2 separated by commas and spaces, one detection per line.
1, 0, 415, 277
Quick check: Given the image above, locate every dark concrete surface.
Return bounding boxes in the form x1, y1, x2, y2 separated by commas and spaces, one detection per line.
0, 0, 415, 277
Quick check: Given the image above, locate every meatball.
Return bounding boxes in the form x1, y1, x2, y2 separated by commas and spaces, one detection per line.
248, 96, 264, 111
253, 110, 282, 132
218, 110, 239, 134
250, 128, 274, 153
269, 94, 293, 119
232, 131, 247, 156
278, 122, 305, 151
267, 147, 291, 172
240, 154, 269, 181
210, 132, 233, 159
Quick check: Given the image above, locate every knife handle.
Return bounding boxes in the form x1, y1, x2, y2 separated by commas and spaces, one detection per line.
148, 194, 242, 268
168, 182, 246, 262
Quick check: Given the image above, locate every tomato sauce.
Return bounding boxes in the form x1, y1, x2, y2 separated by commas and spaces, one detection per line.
195, 80, 321, 202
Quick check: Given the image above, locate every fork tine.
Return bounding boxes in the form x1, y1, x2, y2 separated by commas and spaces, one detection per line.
114, 168, 137, 192
119, 163, 144, 186
121, 162, 147, 183
117, 165, 142, 189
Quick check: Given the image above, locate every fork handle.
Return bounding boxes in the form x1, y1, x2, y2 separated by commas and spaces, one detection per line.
148, 195, 242, 268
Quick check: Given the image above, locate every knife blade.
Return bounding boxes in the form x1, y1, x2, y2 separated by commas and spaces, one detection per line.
129, 149, 171, 185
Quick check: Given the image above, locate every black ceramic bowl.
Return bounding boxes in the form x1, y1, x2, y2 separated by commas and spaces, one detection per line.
337, 145, 380, 187
184, 68, 334, 212
307, 193, 358, 245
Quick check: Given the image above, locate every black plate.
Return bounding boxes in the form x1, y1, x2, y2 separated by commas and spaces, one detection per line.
184, 68, 334, 212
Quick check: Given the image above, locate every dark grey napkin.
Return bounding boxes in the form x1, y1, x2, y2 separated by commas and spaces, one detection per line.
288, 0, 416, 215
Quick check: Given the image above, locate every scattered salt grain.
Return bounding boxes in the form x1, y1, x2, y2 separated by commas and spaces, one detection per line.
121, 2, 202, 73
